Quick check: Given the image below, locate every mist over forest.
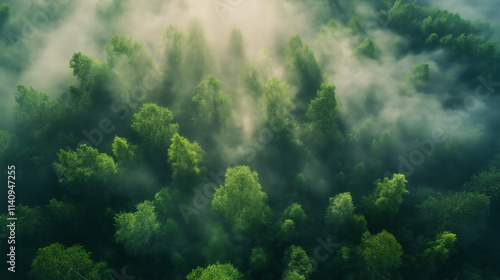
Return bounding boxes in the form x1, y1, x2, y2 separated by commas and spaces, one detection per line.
1, 0, 500, 279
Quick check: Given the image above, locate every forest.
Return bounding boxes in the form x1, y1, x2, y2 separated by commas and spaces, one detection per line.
0, 0, 500, 279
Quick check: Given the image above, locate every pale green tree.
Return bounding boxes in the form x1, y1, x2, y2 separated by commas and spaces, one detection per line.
131, 103, 179, 152
114, 200, 161, 256
263, 77, 293, 130
326, 192, 355, 229
186, 262, 242, 280
212, 166, 270, 240
362, 173, 409, 223
55, 144, 118, 185
30, 243, 111, 280
112, 136, 137, 165
192, 75, 233, 130
354, 37, 378, 59
167, 133, 205, 180
283, 245, 313, 280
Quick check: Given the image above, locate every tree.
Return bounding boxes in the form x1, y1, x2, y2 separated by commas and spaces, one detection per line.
192, 76, 233, 131
424, 231, 457, 262
239, 62, 264, 99
105, 34, 155, 83
284, 35, 323, 102
167, 133, 205, 181
162, 24, 185, 100
306, 82, 339, 134
211, 166, 270, 240
69, 52, 106, 92
263, 77, 293, 130
184, 25, 217, 84
68, 85, 92, 113
225, 28, 246, 82
30, 243, 111, 280
114, 200, 161, 256
280, 219, 297, 242
326, 192, 355, 230
362, 173, 409, 223
131, 103, 179, 152
283, 245, 313, 280
464, 167, 500, 205
153, 186, 177, 222
361, 230, 404, 280
112, 136, 137, 165
355, 37, 378, 59
403, 63, 430, 92
186, 262, 242, 280
13, 85, 64, 140
284, 203, 307, 226
418, 191, 490, 246
164, 25, 185, 74
55, 144, 118, 185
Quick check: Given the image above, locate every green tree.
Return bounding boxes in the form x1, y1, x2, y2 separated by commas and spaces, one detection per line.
164, 25, 185, 74
418, 191, 490, 246
280, 219, 297, 242
326, 192, 355, 230
55, 144, 118, 185
69, 52, 107, 92
30, 243, 111, 280
424, 231, 457, 262
284, 203, 307, 226
13, 85, 65, 140
263, 77, 293, 130
354, 37, 378, 59
362, 173, 409, 223
105, 34, 155, 79
186, 262, 242, 280
192, 75, 233, 131
464, 167, 500, 204
225, 28, 246, 81
167, 133, 205, 181
284, 35, 323, 103
184, 25, 217, 84
239, 62, 264, 99
306, 82, 339, 134
152, 186, 176, 222
361, 230, 403, 280
162, 24, 185, 99
114, 200, 161, 256
112, 136, 137, 165
403, 63, 430, 92
212, 166, 270, 240
68, 85, 92, 113
283, 245, 313, 280
131, 103, 179, 152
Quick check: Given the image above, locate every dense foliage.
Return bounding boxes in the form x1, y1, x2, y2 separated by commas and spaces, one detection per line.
1, 0, 499, 279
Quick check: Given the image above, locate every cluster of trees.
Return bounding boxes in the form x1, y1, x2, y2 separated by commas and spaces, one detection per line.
1, 0, 500, 279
